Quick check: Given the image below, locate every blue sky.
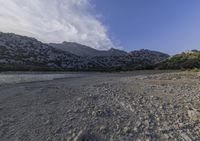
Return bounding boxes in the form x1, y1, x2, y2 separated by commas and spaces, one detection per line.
93, 0, 200, 54
0, 0, 200, 54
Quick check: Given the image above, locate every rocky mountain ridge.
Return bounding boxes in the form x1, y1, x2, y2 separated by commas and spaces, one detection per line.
50, 42, 128, 57
0, 32, 92, 71
0, 32, 171, 71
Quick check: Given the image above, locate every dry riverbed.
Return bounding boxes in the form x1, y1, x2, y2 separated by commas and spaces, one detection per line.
0, 71, 200, 141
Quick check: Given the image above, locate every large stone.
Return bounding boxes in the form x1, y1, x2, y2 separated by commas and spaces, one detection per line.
187, 109, 200, 121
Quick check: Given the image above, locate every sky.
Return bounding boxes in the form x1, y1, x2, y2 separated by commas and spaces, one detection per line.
0, 0, 113, 50
93, 0, 200, 54
0, 0, 200, 54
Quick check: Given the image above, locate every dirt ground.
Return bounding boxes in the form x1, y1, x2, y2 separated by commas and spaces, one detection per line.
0, 71, 199, 141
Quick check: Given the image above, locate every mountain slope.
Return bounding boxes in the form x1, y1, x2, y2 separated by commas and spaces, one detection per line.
0, 32, 170, 71
0, 32, 91, 71
129, 49, 170, 63
49, 42, 128, 57
156, 50, 200, 69
90, 49, 170, 71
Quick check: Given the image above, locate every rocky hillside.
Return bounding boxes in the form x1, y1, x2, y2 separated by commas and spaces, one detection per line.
129, 49, 170, 63
90, 50, 169, 71
50, 42, 128, 57
156, 50, 200, 69
0, 32, 93, 71
49, 42, 169, 71
0, 32, 170, 71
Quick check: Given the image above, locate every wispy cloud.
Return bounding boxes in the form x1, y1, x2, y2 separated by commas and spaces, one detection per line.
0, 0, 114, 49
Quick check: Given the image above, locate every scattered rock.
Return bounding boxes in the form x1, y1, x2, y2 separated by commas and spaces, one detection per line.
55, 127, 62, 134
179, 132, 193, 141
123, 127, 130, 133
44, 119, 52, 125
1, 71, 200, 141
187, 109, 200, 121
99, 125, 107, 134
91, 109, 111, 117
72, 130, 101, 141
137, 137, 150, 141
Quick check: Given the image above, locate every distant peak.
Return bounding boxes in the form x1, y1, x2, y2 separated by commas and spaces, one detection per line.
62, 41, 68, 44
108, 48, 127, 52
62, 41, 73, 44
108, 48, 117, 51
61, 41, 91, 48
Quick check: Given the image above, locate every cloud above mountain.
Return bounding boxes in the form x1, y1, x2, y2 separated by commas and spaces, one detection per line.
0, 0, 114, 50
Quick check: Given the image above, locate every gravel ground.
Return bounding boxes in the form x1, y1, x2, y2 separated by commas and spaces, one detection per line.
0, 71, 200, 141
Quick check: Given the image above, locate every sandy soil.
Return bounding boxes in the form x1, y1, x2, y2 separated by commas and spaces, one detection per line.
0, 71, 199, 141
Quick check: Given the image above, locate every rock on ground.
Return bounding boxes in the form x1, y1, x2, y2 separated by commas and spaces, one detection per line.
0, 71, 200, 141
